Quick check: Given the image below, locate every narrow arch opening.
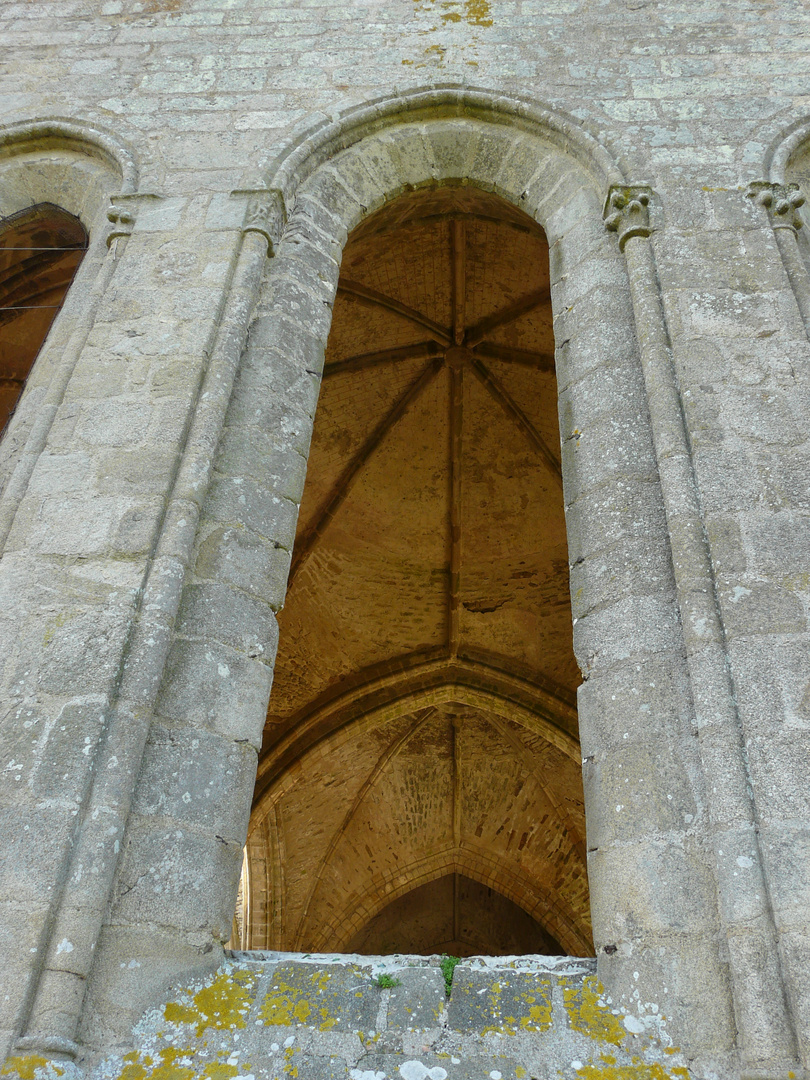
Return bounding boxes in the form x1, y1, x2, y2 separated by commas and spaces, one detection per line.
248, 185, 591, 957
0, 202, 88, 430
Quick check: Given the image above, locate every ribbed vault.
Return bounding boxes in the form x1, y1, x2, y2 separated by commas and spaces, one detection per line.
247, 185, 591, 956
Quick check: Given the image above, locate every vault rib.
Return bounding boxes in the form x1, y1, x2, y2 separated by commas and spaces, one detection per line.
470, 357, 563, 486
473, 341, 555, 371
338, 279, 452, 346
293, 707, 437, 949
448, 363, 464, 658
464, 288, 550, 347
451, 218, 466, 345
288, 357, 444, 587
324, 341, 441, 377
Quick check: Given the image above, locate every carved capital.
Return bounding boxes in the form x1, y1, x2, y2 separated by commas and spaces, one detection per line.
106, 196, 136, 248
242, 189, 286, 254
747, 181, 805, 231
603, 184, 654, 250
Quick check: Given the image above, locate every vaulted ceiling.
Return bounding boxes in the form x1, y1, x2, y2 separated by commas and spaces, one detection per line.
249, 185, 591, 957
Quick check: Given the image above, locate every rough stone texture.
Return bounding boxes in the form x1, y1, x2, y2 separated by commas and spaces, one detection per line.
0, 3, 809, 1079
2, 955, 696, 1080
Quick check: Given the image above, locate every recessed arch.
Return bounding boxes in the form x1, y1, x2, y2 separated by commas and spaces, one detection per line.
0, 119, 136, 539
345, 872, 565, 957
264, 84, 627, 206
91, 98, 714, 1059
0, 117, 137, 195
305, 846, 591, 957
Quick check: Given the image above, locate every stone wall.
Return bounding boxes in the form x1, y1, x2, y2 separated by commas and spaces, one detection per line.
0, 3, 809, 1079
2, 954, 696, 1080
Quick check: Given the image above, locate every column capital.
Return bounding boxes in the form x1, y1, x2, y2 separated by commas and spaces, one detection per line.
747, 181, 805, 231
238, 188, 287, 254
603, 184, 654, 250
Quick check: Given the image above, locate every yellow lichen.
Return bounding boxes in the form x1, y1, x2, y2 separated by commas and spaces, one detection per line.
202, 1065, 239, 1080
464, 0, 492, 25
562, 975, 627, 1045
413, 0, 492, 25
119, 1052, 148, 1080
259, 970, 347, 1030
1, 1057, 64, 1080
569, 1062, 690, 1080
163, 969, 257, 1037
519, 1001, 553, 1032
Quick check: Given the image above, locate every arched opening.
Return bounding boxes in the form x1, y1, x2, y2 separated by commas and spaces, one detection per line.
0, 202, 88, 430
247, 185, 591, 957
346, 873, 563, 957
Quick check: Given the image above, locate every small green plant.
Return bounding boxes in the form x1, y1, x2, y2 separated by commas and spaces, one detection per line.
439, 954, 460, 997
374, 973, 401, 989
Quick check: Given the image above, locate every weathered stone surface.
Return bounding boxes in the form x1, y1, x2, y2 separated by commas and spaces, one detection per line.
0, 5, 808, 1077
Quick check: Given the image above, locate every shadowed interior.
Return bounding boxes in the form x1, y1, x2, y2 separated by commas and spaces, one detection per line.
0, 203, 88, 430
245, 185, 591, 957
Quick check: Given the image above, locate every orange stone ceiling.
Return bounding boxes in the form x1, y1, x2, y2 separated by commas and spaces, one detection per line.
249, 186, 591, 957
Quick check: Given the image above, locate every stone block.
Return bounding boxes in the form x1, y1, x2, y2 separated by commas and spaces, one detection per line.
194, 524, 292, 609
588, 838, 718, 937
79, 924, 223, 1051
113, 817, 242, 937
564, 477, 670, 565
258, 960, 378, 1033
216, 423, 309, 501
132, 722, 256, 839
582, 737, 699, 850
576, 652, 697, 757
0, 898, 48, 1030
573, 593, 682, 676
307, 167, 364, 234
447, 967, 553, 1034
569, 528, 676, 619
224, 386, 315, 461
0, 802, 73, 908
385, 966, 445, 1031
33, 603, 133, 696
155, 638, 272, 747
205, 473, 300, 550
598, 936, 735, 1056
27, 700, 106, 804
744, 727, 810, 821
718, 581, 805, 639
561, 415, 659, 506
176, 580, 279, 662
758, 822, 810, 931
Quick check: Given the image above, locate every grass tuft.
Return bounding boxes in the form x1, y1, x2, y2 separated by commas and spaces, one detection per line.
439, 955, 460, 997
374, 973, 401, 989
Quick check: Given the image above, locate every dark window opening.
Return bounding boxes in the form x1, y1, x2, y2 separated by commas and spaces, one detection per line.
0, 203, 88, 431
